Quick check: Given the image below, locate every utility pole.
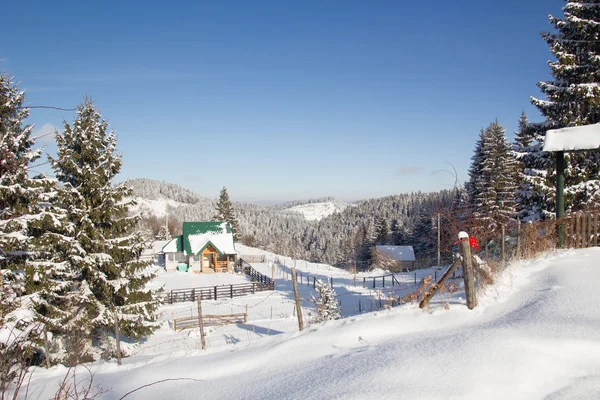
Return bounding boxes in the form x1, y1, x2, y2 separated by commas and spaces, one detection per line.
437, 213, 441, 266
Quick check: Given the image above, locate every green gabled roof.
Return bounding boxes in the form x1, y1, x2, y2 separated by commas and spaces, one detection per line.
182, 221, 231, 255
162, 235, 183, 253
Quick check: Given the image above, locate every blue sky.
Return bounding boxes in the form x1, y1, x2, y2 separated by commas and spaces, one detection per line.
1, 0, 563, 203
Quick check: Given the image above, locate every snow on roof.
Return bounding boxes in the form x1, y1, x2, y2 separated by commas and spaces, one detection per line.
188, 232, 237, 255
162, 236, 182, 253
543, 124, 600, 152
375, 245, 415, 261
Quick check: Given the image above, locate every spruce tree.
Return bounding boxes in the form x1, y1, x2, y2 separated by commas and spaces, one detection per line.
374, 214, 389, 244
0, 74, 45, 359
530, 0, 600, 211
513, 113, 554, 220
214, 186, 240, 239
310, 280, 341, 322
42, 99, 160, 362
467, 121, 519, 234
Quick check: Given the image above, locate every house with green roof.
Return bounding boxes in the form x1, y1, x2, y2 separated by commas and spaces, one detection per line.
162, 221, 237, 273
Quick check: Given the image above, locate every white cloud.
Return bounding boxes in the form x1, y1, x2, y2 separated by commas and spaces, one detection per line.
33, 123, 60, 145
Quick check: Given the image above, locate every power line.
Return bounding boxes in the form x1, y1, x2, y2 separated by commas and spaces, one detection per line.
20, 105, 76, 111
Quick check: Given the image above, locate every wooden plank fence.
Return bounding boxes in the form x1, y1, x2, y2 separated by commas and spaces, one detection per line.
173, 312, 248, 331
165, 261, 275, 304
565, 211, 599, 249
166, 282, 274, 304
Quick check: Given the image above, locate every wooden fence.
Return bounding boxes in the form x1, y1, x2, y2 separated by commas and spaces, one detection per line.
238, 254, 266, 263
564, 210, 599, 249
166, 281, 274, 304
172, 312, 247, 331
243, 264, 274, 286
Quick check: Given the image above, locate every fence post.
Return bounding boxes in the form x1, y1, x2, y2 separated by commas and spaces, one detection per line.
434, 271, 437, 282
414, 273, 417, 285
43, 326, 51, 368
459, 232, 477, 309
419, 257, 462, 309
582, 212, 588, 248
363, 277, 366, 288
291, 268, 304, 331
501, 225, 506, 265
197, 295, 206, 350
595, 211, 599, 247
230, 284, 233, 298
245, 305, 248, 322
214, 286, 217, 300
114, 309, 122, 366
516, 219, 521, 259
575, 212, 581, 248
383, 276, 385, 288
330, 277, 333, 287
373, 277, 376, 289
313, 277, 316, 289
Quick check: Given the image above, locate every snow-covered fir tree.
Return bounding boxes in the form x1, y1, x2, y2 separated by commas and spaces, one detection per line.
374, 214, 389, 244
0, 74, 45, 366
513, 113, 555, 220
467, 121, 519, 234
214, 186, 240, 240
310, 280, 341, 322
41, 99, 161, 362
530, 0, 600, 212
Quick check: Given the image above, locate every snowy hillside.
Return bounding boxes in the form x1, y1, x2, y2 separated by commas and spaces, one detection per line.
286, 201, 346, 221
129, 197, 186, 217
21, 247, 600, 399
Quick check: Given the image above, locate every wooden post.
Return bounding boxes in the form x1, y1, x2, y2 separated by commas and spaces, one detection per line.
437, 213, 441, 266
594, 211, 598, 246
575, 212, 581, 248
582, 212, 588, 248
114, 309, 122, 366
197, 295, 206, 350
363, 277, 366, 288
330, 277, 333, 287
245, 305, 248, 322
501, 225, 506, 265
291, 268, 304, 331
271, 263, 275, 282
459, 233, 477, 309
419, 257, 462, 309
43, 326, 51, 368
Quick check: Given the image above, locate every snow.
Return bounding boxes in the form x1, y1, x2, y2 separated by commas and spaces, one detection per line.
286, 201, 340, 221
543, 123, 600, 151
188, 232, 236, 255
375, 245, 415, 261
20, 248, 600, 399
148, 269, 249, 291
129, 197, 184, 217
161, 237, 179, 253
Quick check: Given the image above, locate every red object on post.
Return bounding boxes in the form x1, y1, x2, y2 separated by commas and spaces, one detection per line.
469, 236, 480, 251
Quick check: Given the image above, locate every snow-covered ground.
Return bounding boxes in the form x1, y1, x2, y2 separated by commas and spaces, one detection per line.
286, 201, 342, 221
21, 247, 600, 399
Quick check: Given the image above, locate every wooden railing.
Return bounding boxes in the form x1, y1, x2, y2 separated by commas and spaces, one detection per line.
166, 281, 274, 304
564, 211, 599, 248
215, 260, 229, 272
243, 264, 273, 286
173, 312, 247, 331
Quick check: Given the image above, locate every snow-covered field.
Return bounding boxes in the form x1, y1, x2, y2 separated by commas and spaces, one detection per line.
21, 247, 600, 399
